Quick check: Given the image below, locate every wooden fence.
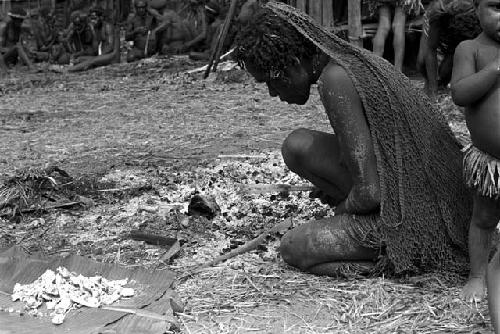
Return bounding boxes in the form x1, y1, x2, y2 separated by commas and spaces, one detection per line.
286, 0, 336, 28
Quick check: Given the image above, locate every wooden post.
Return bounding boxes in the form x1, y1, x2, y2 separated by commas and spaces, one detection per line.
309, 0, 322, 24
348, 0, 363, 47
203, 0, 238, 78
113, 0, 120, 63
296, 0, 306, 13
322, 0, 334, 29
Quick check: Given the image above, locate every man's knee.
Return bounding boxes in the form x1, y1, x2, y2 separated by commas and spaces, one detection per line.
282, 128, 315, 169
279, 230, 308, 270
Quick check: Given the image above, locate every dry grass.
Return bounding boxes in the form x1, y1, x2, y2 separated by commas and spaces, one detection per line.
176, 259, 491, 333
0, 58, 480, 334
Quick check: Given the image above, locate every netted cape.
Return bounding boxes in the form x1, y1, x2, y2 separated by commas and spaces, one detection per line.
267, 2, 472, 273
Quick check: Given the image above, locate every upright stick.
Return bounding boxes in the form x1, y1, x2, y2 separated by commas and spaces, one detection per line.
203, 0, 238, 79
348, 0, 363, 47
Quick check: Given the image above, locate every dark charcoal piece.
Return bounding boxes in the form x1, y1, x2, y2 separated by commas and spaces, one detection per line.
187, 194, 220, 220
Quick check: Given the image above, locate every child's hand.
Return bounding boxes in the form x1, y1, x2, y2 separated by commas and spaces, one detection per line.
491, 50, 500, 75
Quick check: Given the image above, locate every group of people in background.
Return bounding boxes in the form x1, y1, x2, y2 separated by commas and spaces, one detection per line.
0, 0, 233, 75
125, 0, 225, 62
0, 0, 490, 98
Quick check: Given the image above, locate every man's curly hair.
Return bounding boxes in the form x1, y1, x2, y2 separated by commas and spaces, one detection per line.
233, 7, 317, 75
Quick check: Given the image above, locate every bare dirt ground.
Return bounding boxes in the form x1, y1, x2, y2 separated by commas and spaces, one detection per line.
0, 57, 491, 334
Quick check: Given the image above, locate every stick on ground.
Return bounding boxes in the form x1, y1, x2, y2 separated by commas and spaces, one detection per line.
178, 218, 292, 280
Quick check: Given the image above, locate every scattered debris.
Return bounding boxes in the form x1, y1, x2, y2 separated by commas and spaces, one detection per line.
180, 218, 292, 279
12, 266, 134, 325
127, 230, 178, 247
240, 183, 316, 195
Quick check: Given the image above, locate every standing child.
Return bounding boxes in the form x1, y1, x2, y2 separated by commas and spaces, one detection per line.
451, 0, 500, 319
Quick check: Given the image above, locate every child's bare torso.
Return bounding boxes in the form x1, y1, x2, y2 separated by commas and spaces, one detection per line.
465, 36, 500, 158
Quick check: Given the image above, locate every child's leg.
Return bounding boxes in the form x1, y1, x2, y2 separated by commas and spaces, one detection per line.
392, 5, 406, 71
372, 5, 392, 58
462, 194, 500, 302
488, 249, 500, 333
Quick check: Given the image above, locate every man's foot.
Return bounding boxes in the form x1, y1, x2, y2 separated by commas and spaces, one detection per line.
461, 276, 486, 302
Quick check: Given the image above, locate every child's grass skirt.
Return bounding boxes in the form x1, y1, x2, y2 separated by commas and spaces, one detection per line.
463, 145, 500, 200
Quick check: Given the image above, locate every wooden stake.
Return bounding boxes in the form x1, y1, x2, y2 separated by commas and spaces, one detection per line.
309, 0, 322, 25
203, 0, 238, 79
348, 0, 363, 47
322, 0, 334, 29
179, 218, 292, 279
296, 0, 306, 13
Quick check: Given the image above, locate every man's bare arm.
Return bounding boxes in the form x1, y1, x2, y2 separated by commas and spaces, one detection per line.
319, 65, 380, 214
451, 41, 500, 106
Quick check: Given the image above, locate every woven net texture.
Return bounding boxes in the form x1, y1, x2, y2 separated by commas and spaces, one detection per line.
266, 2, 472, 274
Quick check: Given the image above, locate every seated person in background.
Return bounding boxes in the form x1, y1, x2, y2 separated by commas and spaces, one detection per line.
179, 0, 209, 53
125, 0, 157, 62
30, 6, 56, 62
187, 1, 224, 60
48, 32, 71, 65
0, 8, 36, 76
65, 6, 118, 72
147, 1, 193, 55
63, 11, 98, 61
89, 7, 114, 57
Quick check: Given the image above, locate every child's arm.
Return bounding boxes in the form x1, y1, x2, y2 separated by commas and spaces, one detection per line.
451, 41, 500, 107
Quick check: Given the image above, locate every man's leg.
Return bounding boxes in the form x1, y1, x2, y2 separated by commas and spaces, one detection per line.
424, 21, 441, 97
281, 128, 352, 204
68, 52, 116, 72
280, 214, 378, 275
372, 5, 392, 58
462, 193, 500, 302
15, 44, 35, 71
392, 6, 406, 71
